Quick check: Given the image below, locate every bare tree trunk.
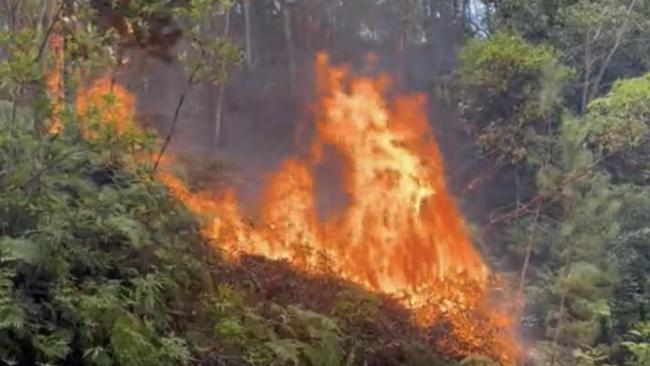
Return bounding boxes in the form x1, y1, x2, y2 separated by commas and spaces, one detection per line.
31, 0, 63, 136
589, 0, 638, 101
62, 0, 77, 110
516, 204, 541, 316
580, 37, 592, 113
550, 273, 571, 366
399, 14, 408, 51
243, 0, 253, 71
306, 12, 313, 49
326, 3, 335, 48
44, 0, 65, 135
282, 0, 296, 95
461, 0, 470, 32
2, 0, 22, 32
37, 0, 50, 38
397, 1, 414, 82
153, 66, 200, 172
214, 9, 231, 148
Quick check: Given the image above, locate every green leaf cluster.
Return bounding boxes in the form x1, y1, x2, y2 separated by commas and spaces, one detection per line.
457, 32, 573, 165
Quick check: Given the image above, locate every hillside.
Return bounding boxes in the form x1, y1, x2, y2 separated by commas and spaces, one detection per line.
0, 111, 484, 365
6, 1, 650, 365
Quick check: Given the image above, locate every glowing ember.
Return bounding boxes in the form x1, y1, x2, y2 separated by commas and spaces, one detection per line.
75, 55, 518, 364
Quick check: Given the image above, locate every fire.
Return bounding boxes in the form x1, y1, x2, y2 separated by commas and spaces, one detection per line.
44, 31, 134, 137
310, 54, 487, 291
74, 55, 518, 364
44, 33, 64, 134
76, 77, 135, 136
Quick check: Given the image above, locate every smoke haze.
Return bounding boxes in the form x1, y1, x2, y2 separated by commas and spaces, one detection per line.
116, 0, 519, 243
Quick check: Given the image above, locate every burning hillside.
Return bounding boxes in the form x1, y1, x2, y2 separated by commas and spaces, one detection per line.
75, 53, 518, 365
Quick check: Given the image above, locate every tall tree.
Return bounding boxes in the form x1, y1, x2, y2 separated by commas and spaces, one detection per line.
243, 0, 253, 70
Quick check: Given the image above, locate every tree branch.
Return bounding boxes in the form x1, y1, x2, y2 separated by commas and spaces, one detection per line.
11, 148, 78, 191
489, 156, 608, 225
34, 1, 64, 64
152, 59, 202, 172
515, 204, 541, 316
589, 0, 638, 101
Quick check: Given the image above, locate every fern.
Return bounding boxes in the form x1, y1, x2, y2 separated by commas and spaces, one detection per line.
110, 315, 157, 366
32, 330, 72, 363
0, 303, 26, 332
107, 216, 150, 249
267, 339, 304, 366
160, 336, 192, 365
0, 237, 43, 266
130, 274, 165, 316
83, 346, 113, 366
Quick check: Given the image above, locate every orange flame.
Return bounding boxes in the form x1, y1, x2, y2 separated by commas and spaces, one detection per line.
44, 33, 64, 134
76, 54, 518, 364
76, 78, 135, 136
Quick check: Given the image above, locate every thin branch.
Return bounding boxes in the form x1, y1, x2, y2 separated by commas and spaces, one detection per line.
9, 85, 22, 138
11, 148, 78, 191
589, 0, 639, 101
282, 0, 296, 95
515, 204, 541, 317
489, 156, 608, 225
581, 31, 593, 113
152, 61, 201, 172
34, 1, 64, 64
214, 9, 231, 148
549, 269, 572, 366
243, 0, 253, 71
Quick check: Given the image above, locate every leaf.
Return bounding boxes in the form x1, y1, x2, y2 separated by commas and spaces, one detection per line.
0, 303, 25, 331
160, 336, 191, 364
266, 339, 304, 366
130, 274, 165, 315
215, 317, 244, 338
0, 237, 42, 265
304, 336, 343, 366
106, 216, 148, 248
83, 347, 113, 366
33, 330, 72, 362
110, 314, 156, 366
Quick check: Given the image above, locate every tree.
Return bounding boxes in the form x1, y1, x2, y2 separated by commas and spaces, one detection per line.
554, 0, 650, 112
483, 0, 650, 113
483, 0, 576, 41
580, 73, 650, 184
150, 0, 241, 169
457, 32, 572, 166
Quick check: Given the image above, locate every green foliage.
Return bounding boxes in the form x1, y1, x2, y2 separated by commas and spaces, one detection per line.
484, 0, 575, 41
582, 74, 650, 153
457, 32, 572, 165
493, 109, 644, 364
265, 306, 348, 366
486, 0, 650, 111
578, 72, 650, 184
171, 0, 242, 84
0, 109, 366, 366
621, 321, 650, 365
0, 110, 209, 365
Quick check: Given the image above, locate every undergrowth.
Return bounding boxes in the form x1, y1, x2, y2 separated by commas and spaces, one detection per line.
0, 111, 474, 366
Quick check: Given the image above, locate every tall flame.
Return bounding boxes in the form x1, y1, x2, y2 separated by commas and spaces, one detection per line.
208, 54, 491, 294
75, 54, 517, 364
